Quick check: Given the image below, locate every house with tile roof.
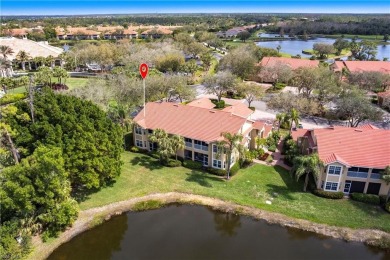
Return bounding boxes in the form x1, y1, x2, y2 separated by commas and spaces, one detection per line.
330, 61, 390, 75
258, 57, 320, 82
291, 126, 390, 196
133, 100, 272, 170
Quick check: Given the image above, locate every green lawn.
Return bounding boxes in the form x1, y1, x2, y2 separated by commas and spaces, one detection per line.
302, 49, 352, 59
8, 77, 88, 94
79, 152, 390, 232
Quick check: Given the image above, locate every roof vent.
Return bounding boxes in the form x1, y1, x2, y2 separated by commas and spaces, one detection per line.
173, 104, 179, 107
209, 110, 216, 113
354, 129, 363, 132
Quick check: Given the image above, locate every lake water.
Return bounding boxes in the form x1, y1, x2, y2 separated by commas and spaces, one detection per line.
257, 33, 390, 61
48, 204, 389, 260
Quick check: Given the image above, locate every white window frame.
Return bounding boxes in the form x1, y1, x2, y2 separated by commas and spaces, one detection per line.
327, 165, 342, 175
324, 182, 339, 191
135, 126, 143, 135
213, 159, 222, 169
135, 139, 143, 148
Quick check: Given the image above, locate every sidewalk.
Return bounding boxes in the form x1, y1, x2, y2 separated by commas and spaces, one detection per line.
253, 141, 292, 171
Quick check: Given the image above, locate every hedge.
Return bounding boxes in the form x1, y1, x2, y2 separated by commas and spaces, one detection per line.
230, 163, 240, 176
350, 193, 380, 205
207, 167, 227, 176
182, 160, 203, 170
312, 189, 344, 199
0, 93, 27, 105
164, 159, 181, 167
385, 202, 390, 213
124, 132, 133, 151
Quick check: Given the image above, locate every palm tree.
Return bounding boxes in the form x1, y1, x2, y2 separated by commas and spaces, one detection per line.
381, 166, 390, 203
216, 132, 243, 180
149, 128, 174, 164
52, 67, 68, 84
16, 51, 31, 71
275, 112, 286, 132
45, 55, 55, 68
289, 108, 300, 134
0, 45, 14, 60
170, 135, 185, 161
292, 154, 321, 192
276, 45, 281, 54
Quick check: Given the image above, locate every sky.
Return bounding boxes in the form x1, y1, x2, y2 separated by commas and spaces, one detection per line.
1, 0, 390, 16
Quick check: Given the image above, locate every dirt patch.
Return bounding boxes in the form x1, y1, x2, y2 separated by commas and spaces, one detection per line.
29, 192, 390, 259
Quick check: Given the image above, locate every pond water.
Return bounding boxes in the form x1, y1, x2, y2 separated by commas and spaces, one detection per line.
257, 33, 390, 61
48, 204, 389, 260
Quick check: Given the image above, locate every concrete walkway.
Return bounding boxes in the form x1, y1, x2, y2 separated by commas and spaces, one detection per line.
253, 141, 292, 171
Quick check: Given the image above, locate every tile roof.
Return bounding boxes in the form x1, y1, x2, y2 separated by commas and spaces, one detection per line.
294, 126, 390, 169
0, 37, 63, 60
377, 91, 390, 98
133, 102, 249, 143
260, 57, 320, 70
334, 61, 390, 74
187, 97, 215, 109
222, 102, 254, 118
141, 27, 173, 35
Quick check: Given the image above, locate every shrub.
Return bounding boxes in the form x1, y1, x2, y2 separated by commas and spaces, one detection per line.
124, 132, 133, 151
379, 195, 388, 205
0, 93, 27, 105
266, 155, 273, 164
148, 151, 160, 159
211, 99, 226, 109
385, 202, 390, 213
182, 160, 203, 169
313, 189, 344, 199
274, 82, 286, 90
249, 106, 256, 111
350, 193, 380, 205
130, 146, 140, 153
267, 145, 276, 152
164, 159, 182, 167
207, 167, 226, 176
230, 163, 240, 176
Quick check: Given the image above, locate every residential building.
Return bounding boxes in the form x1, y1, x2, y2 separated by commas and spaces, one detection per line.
292, 126, 390, 196
1, 28, 44, 39
258, 57, 320, 82
330, 60, 390, 75
132, 100, 272, 170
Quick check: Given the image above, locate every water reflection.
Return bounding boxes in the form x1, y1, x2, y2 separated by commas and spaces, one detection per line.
212, 210, 241, 237
49, 214, 128, 260
48, 205, 390, 260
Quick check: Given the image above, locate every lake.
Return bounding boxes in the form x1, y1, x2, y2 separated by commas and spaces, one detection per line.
48, 204, 389, 260
256, 33, 390, 61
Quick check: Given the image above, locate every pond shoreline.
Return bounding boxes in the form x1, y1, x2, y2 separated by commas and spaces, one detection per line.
30, 192, 390, 259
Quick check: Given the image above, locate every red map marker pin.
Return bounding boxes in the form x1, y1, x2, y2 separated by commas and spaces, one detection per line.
139, 63, 149, 79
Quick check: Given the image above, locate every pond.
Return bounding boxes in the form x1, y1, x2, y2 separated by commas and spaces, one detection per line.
48, 204, 389, 260
256, 33, 390, 61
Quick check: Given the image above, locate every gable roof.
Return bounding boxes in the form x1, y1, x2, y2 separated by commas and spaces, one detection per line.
333, 61, 390, 74
187, 97, 215, 109
294, 126, 390, 169
260, 57, 320, 70
222, 102, 254, 118
133, 102, 249, 143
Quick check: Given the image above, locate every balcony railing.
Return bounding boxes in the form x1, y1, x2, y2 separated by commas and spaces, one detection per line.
347, 171, 368, 178
185, 142, 192, 148
370, 173, 381, 179
194, 144, 208, 151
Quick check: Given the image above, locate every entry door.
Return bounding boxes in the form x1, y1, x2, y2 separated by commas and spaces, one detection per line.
367, 183, 381, 195
349, 181, 366, 193
344, 180, 352, 193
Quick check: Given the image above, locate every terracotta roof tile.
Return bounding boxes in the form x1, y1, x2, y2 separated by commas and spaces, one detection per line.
314, 127, 389, 168
222, 103, 254, 118
260, 57, 320, 70
187, 97, 215, 109
134, 102, 249, 143
342, 61, 390, 74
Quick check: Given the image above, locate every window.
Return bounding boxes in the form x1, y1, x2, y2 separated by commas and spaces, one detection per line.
347, 167, 369, 178
213, 159, 222, 169
194, 140, 208, 151
213, 144, 218, 153
148, 129, 153, 134
135, 126, 142, 135
328, 165, 342, 175
325, 182, 338, 191
135, 139, 143, 148
185, 138, 192, 147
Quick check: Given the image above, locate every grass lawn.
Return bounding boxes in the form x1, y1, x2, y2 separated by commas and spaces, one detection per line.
79, 152, 390, 232
8, 77, 89, 94
302, 49, 352, 59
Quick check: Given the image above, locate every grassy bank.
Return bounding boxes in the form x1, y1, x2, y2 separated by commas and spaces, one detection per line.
79, 152, 390, 232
